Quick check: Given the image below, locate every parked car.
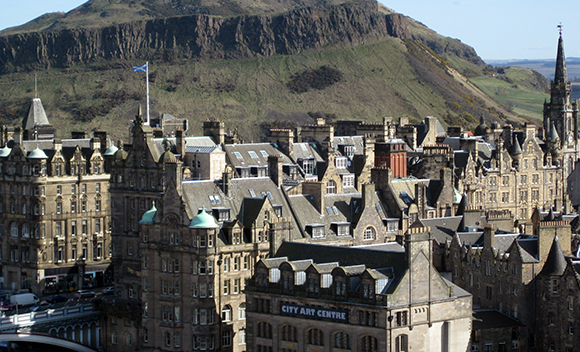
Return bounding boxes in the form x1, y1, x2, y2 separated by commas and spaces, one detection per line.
10, 293, 40, 308
30, 302, 52, 312
0, 302, 14, 310
77, 290, 95, 299
46, 295, 68, 304
102, 286, 115, 296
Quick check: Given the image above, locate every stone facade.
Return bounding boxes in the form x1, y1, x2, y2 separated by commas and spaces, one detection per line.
0, 98, 111, 295
246, 224, 472, 352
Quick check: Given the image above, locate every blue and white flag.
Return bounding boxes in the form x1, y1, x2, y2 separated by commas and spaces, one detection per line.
133, 63, 147, 72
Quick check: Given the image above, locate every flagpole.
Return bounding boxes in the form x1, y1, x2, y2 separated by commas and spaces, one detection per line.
146, 61, 150, 126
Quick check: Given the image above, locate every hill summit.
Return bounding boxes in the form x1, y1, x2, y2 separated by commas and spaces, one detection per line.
0, 0, 527, 142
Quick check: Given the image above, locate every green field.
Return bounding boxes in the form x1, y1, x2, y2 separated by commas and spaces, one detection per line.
471, 66, 549, 123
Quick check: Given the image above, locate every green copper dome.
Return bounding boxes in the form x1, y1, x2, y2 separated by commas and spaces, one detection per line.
28, 147, 48, 159
104, 145, 119, 156
189, 206, 219, 229
0, 145, 11, 158
139, 202, 157, 224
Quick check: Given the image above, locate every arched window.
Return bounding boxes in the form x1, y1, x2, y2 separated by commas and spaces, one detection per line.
281, 325, 297, 342
126, 334, 133, 346
395, 334, 408, 352
334, 332, 351, 349
307, 328, 324, 346
21, 223, 29, 238
327, 180, 336, 194
111, 332, 118, 344
222, 305, 232, 321
361, 335, 378, 352
364, 227, 376, 241
256, 322, 272, 339
238, 303, 246, 319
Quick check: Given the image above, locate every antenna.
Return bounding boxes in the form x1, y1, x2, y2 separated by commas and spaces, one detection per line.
558, 23, 563, 36
34, 74, 38, 98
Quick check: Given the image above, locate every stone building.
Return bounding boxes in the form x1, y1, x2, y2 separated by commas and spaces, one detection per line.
0, 97, 112, 294
246, 223, 472, 352
448, 217, 573, 350
106, 108, 303, 351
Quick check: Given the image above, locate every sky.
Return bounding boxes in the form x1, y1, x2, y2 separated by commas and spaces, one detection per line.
0, 0, 579, 61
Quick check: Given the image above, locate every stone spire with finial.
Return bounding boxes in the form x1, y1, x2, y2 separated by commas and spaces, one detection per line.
554, 23, 567, 86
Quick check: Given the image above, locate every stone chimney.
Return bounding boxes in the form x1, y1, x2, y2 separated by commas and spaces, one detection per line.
371, 168, 392, 195
538, 221, 572, 264
222, 169, 233, 197
268, 154, 283, 187
302, 182, 325, 213
13, 127, 22, 145
415, 182, 427, 218
90, 137, 101, 150
483, 224, 495, 250
502, 124, 514, 150
361, 183, 376, 211
268, 129, 294, 158
53, 138, 62, 152
176, 128, 186, 156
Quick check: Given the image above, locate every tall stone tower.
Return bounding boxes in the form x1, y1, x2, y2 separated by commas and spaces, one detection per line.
543, 29, 579, 192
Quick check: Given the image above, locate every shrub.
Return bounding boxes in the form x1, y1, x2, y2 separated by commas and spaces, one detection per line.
287, 66, 343, 93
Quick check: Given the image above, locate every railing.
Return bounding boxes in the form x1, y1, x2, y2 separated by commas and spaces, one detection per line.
0, 303, 96, 330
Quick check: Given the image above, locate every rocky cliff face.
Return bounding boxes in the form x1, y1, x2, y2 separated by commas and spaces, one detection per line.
0, 1, 411, 73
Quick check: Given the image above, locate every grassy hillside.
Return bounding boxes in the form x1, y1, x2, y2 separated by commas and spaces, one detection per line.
471, 66, 549, 123
0, 36, 520, 143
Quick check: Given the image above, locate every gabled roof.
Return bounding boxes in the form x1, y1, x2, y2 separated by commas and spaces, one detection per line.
290, 142, 325, 163
421, 216, 463, 245
240, 197, 267, 227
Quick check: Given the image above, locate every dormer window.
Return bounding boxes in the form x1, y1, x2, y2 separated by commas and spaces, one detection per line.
363, 282, 374, 299
335, 280, 346, 296
335, 157, 347, 169
308, 225, 325, 239
308, 276, 319, 294
282, 273, 293, 290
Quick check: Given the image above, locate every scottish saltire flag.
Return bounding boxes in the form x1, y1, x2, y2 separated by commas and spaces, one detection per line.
133, 63, 147, 72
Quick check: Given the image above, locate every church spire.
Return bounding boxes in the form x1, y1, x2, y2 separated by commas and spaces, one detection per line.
554, 24, 567, 86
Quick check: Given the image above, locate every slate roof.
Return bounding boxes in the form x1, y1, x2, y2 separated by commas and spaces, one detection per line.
333, 136, 366, 155
185, 145, 221, 154
181, 176, 301, 236
22, 138, 92, 152
472, 310, 525, 330
421, 216, 463, 244
290, 142, 325, 163
540, 236, 567, 276
275, 242, 407, 279
354, 242, 405, 252
224, 143, 292, 168
23, 98, 50, 130
286, 192, 353, 240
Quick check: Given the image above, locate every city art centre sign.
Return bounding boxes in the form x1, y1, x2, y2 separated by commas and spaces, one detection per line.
280, 302, 349, 323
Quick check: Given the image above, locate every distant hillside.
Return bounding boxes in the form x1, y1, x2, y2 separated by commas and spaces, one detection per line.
0, 0, 532, 142
488, 57, 580, 81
